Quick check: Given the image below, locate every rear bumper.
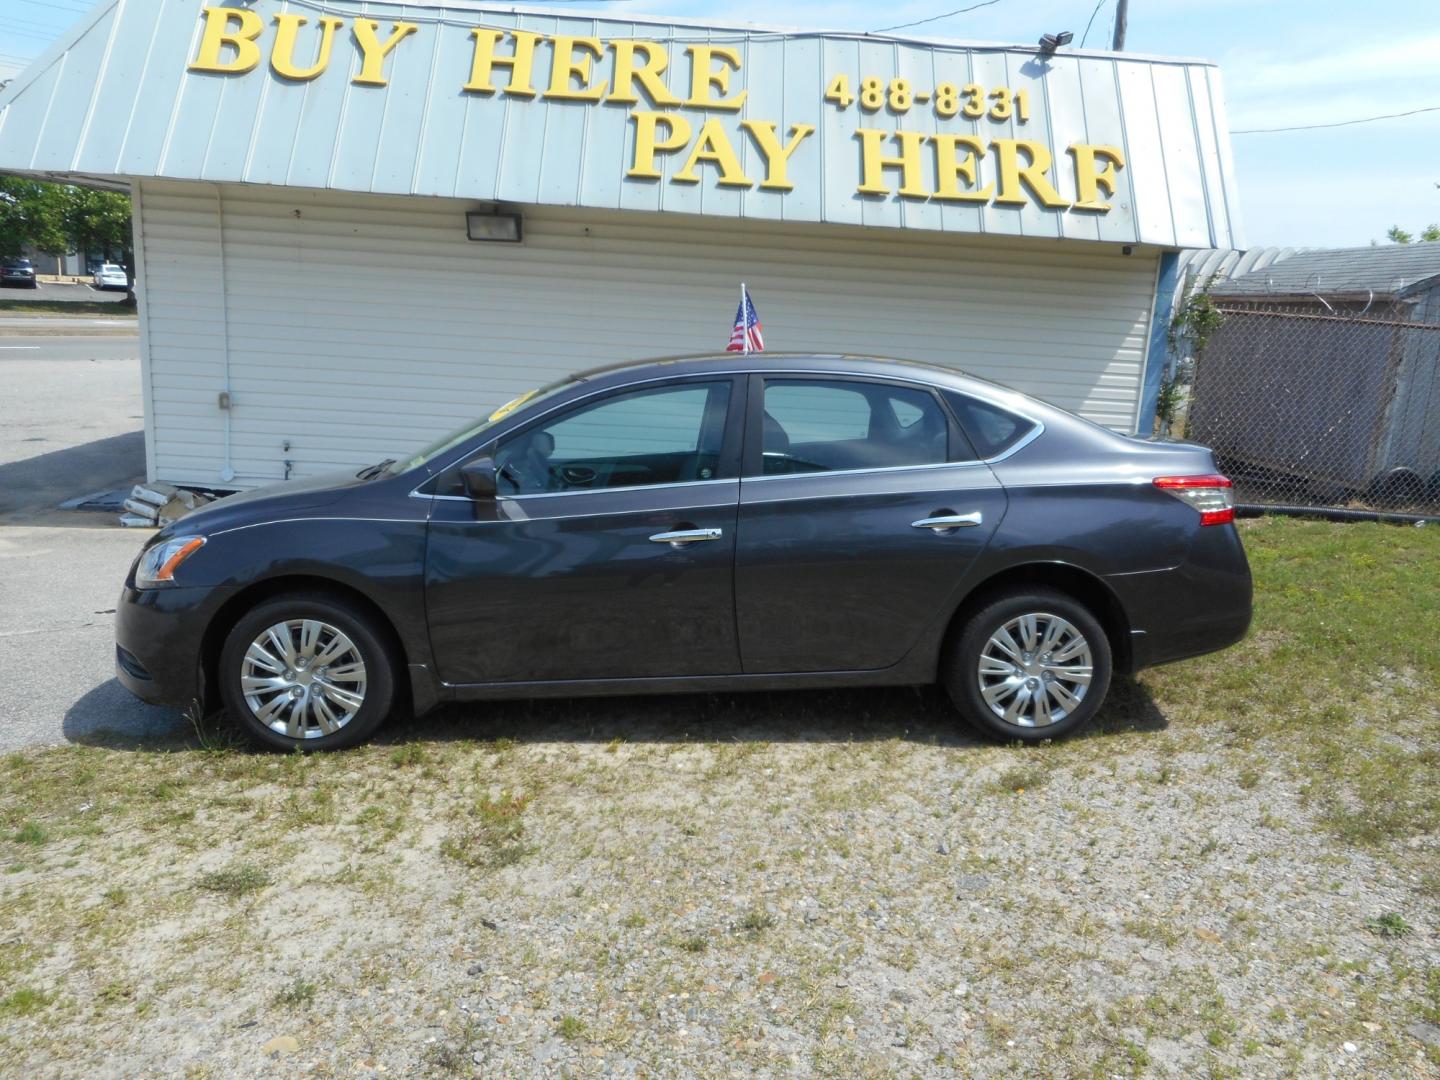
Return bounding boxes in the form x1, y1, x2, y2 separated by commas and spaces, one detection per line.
115, 585, 234, 709
1107, 525, 1253, 671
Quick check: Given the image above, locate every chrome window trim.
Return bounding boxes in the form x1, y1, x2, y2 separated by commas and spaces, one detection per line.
743, 458, 990, 485
408, 366, 1047, 502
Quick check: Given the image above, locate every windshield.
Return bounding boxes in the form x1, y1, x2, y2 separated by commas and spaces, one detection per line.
393, 376, 577, 475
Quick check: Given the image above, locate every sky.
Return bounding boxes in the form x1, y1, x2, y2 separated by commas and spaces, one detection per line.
2, 0, 1437, 250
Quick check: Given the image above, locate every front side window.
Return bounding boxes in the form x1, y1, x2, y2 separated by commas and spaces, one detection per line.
495, 381, 731, 495
759, 379, 949, 475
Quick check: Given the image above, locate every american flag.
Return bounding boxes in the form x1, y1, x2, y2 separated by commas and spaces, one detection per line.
726, 285, 764, 353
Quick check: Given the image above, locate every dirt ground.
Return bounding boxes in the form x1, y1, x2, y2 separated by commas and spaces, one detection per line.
0, 518, 1436, 1079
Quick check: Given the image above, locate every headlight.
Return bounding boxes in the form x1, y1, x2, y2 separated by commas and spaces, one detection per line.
135, 536, 207, 588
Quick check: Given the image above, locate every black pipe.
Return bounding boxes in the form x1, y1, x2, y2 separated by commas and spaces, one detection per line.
1237, 504, 1439, 526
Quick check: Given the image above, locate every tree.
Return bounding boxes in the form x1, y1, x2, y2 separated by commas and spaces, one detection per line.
0, 176, 71, 258
1385, 182, 1439, 243
1385, 223, 1440, 244
0, 174, 135, 305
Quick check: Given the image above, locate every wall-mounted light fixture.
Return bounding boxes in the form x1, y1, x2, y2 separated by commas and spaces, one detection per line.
1037, 30, 1074, 55
466, 206, 523, 243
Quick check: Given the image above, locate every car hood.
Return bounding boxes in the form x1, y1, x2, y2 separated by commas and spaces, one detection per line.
154, 469, 369, 540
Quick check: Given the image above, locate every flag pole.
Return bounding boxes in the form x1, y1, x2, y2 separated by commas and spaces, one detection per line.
740, 282, 749, 356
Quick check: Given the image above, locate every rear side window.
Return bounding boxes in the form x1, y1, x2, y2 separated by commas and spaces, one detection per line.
945, 392, 1037, 459
759, 379, 949, 475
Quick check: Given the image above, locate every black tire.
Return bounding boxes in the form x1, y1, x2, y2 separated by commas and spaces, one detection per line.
218, 592, 396, 751
943, 587, 1112, 742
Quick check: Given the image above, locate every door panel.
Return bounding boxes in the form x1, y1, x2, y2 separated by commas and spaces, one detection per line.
735, 466, 1006, 672
425, 482, 741, 684
735, 374, 1005, 674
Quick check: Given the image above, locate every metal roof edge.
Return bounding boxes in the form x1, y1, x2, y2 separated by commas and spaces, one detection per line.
0, 0, 119, 110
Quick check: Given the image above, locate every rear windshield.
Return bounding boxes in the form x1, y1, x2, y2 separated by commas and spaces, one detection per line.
4, 259, 32, 268
944, 391, 1039, 459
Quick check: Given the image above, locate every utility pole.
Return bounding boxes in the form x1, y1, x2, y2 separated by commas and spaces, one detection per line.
1112, 0, 1129, 51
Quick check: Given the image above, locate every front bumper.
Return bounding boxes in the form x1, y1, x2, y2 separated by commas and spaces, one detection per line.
1107, 525, 1253, 672
115, 584, 235, 709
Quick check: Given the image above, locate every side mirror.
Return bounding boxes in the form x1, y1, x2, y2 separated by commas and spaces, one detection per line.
460, 456, 498, 501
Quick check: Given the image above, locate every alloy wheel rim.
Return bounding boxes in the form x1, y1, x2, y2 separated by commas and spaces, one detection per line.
240, 619, 368, 739
977, 612, 1093, 728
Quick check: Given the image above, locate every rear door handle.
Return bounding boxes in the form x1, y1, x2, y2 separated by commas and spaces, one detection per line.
649, 528, 723, 545
911, 512, 983, 532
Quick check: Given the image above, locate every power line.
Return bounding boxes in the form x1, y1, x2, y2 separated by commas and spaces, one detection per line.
1233, 104, 1440, 134
871, 0, 1004, 35
1079, 0, 1109, 48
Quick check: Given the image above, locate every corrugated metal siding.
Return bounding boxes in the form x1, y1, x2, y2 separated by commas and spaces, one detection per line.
0, 0, 1242, 248
136, 180, 1158, 488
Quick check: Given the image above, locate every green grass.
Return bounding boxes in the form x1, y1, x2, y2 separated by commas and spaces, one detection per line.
0, 297, 134, 316
0, 988, 51, 1017
272, 978, 319, 1008
195, 862, 271, 896
1137, 517, 1440, 846
1364, 913, 1413, 938
440, 792, 531, 869
11, 822, 46, 846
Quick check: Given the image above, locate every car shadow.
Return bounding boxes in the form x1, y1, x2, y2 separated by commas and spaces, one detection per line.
61, 678, 189, 749
62, 677, 1168, 754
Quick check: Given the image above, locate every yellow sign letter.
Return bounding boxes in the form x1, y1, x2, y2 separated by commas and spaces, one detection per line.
546, 36, 608, 101
189, 7, 264, 75
270, 14, 344, 82
740, 121, 816, 192
628, 112, 694, 180
609, 40, 681, 107
674, 119, 752, 187
855, 129, 930, 198
932, 134, 993, 203
351, 19, 418, 87
684, 45, 747, 111
465, 29, 542, 97
993, 139, 1070, 209
1069, 144, 1126, 211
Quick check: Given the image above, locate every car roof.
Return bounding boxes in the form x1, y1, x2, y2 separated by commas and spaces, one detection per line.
570, 352, 992, 392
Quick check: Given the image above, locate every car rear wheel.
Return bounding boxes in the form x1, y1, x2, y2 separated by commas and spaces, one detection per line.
218, 593, 395, 751
944, 587, 1112, 742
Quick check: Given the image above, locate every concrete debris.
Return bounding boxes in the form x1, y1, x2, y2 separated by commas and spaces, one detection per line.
129, 483, 177, 508
118, 485, 216, 527
119, 513, 156, 528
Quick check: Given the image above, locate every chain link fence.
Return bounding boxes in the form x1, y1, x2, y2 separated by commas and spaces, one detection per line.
1165, 299, 1440, 515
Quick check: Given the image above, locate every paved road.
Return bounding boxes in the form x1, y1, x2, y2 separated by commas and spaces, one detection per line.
0, 331, 185, 749
0, 334, 146, 520
1, 279, 126, 303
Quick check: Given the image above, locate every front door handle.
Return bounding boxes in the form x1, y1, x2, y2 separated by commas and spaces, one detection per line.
911, 511, 983, 532
649, 527, 723, 546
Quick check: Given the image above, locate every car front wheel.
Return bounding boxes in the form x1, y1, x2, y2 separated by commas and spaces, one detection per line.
944, 587, 1112, 742
218, 593, 395, 751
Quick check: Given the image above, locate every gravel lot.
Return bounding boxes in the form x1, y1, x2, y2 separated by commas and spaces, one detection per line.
0, 519, 1436, 1079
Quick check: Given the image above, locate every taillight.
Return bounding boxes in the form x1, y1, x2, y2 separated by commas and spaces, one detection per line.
1154, 474, 1235, 526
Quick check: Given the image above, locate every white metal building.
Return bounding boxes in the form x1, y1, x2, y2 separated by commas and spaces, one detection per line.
0, 1, 1241, 490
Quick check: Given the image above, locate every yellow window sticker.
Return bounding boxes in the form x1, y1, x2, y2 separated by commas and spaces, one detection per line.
488, 389, 540, 423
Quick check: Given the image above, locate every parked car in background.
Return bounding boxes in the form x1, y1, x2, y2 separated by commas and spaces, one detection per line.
115, 354, 1253, 751
1, 258, 38, 288
93, 263, 128, 290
